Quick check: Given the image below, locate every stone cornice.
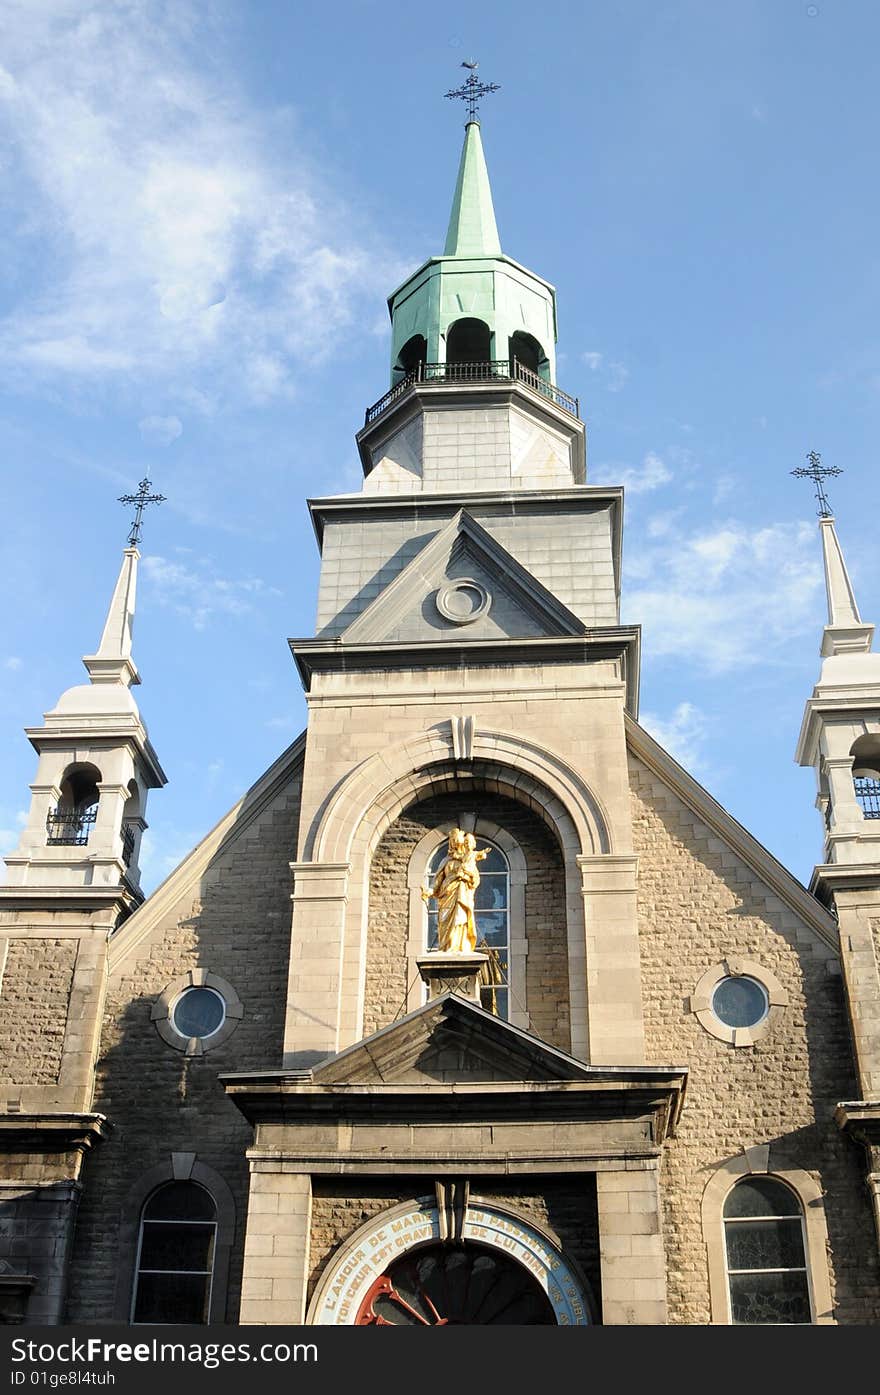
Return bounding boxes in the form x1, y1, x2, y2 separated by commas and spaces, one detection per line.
288, 631, 641, 715
0, 1112, 109, 1152
810, 861, 880, 905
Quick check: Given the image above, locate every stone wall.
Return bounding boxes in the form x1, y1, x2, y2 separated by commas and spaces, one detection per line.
0, 939, 78, 1087
629, 753, 880, 1324
66, 765, 302, 1322
364, 791, 570, 1049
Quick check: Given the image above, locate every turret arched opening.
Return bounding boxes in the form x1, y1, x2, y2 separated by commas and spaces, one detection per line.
47, 762, 102, 846
393, 334, 427, 383
851, 735, 880, 820
446, 317, 491, 365
509, 331, 550, 382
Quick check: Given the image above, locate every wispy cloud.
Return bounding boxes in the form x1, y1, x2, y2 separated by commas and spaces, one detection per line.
142, 554, 281, 629
582, 350, 629, 392
640, 701, 709, 772
4, 657, 23, 672
594, 451, 672, 495
139, 415, 183, 446
0, 1, 396, 407
625, 519, 822, 672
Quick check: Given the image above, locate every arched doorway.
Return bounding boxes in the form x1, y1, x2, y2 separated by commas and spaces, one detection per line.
308, 1198, 592, 1325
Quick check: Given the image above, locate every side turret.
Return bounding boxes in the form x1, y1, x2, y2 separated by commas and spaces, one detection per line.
3, 541, 166, 913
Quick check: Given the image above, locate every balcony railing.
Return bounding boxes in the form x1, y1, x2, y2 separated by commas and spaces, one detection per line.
46, 805, 97, 846
364, 358, 580, 426
855, 776, 880, 819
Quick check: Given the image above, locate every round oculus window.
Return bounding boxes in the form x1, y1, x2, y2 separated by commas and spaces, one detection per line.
171, 985, 226, 1040
711, 975, 769, 1030
436, 580, 490, 625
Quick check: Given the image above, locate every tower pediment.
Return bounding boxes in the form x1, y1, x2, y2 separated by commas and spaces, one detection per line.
341, 508, 586, 646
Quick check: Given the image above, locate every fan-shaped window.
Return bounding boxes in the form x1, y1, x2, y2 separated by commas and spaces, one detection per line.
426, 840, 510, 1018
131, 1182, 217, 1324
446, 317, 491, 365
723, 1177, 811, 1324
356, 1243, 556, 1325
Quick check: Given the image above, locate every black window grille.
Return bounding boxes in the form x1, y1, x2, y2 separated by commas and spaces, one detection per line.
46, 806, 97, 846
121, 822, 136, 867
854, 776, 880, 820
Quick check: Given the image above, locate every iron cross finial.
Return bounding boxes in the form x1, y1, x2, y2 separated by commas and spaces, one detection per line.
790, 451, 843, 518
445, 60, 500, 124
118, 477, 166, 547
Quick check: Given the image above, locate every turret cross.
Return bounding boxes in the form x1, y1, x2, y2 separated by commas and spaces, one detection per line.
445, 60, 500, 124
790, 451, 842, 518
118, 477, 166, 547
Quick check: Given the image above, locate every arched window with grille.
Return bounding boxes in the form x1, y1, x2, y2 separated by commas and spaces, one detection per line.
425, 840, 510, 1018
723, 1177, 811, 1324
131, 1182, 217, 1324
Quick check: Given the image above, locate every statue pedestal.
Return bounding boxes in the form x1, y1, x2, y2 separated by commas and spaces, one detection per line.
417, 952, 488, 1005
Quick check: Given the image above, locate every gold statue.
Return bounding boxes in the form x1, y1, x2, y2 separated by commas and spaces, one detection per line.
421, 829, 490, 955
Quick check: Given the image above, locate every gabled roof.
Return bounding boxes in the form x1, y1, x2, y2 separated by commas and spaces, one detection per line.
625, 713, 839, 952
106, 734, 306, 975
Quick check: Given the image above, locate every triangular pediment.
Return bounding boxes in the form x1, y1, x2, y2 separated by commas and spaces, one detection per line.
342, 510, 585, 646
312, 994, 597, 1086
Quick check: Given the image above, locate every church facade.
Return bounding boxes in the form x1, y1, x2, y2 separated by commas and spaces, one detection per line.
2, 114, 880, 1327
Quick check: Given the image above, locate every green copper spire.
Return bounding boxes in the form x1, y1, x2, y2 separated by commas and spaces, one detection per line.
444, 122, 502, 258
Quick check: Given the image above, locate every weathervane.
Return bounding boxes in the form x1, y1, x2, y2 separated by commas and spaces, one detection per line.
790, 450, 842, 518
445, 60, 500, 124
118, 477, 166, 547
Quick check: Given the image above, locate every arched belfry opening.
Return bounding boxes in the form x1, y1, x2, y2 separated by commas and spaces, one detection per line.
509, 330, 550, 381
851, 734, 880, 820
47, 762, 101, 846
393, 334, 427, 383
446, 317, 491, 366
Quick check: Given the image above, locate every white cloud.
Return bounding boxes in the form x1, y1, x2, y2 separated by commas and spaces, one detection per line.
265, 714, 298, 732
4, 657, 22, 671
640, 702, 709, 773
142, 554, 281, 630
625, 519, 822, 672
582, 350, 629, 392
139, 414, 183, 446
594, 451, 672, 496
0, 2, 395, 406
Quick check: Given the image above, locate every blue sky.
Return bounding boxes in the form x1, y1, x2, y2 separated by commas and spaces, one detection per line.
1, 0, 878, 892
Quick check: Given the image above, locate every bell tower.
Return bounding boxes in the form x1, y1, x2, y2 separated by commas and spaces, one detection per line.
3, 486, 167, 907
794, 458, 880, 1251
0, 484, 166, 1323
356, 74, 583, 496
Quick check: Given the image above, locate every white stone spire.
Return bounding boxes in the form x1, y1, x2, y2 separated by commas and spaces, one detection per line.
82, 545, 141, 687
819, 515, 874, 658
